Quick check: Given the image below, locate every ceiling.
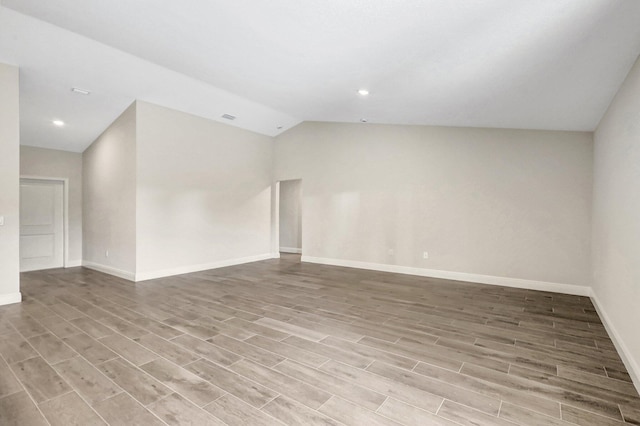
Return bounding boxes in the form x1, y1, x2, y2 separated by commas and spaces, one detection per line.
2, 0, 640, 152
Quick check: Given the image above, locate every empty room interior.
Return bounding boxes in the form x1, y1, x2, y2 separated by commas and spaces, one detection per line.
1, 1, 640, 425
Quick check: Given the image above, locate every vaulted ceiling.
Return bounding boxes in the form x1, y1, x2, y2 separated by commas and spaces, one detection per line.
2, 0, 640, 152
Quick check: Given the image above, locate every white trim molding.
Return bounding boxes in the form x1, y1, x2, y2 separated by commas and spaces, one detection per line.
590, 290, 640, 395
280, 247, 302, 254
134, 253, 273, 282
82, 261, 136, 281
65, 260, 83, 268
301, 256, 591, 296
0, 292, 22, 306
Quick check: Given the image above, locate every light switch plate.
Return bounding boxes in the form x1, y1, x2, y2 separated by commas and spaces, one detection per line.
0, 216, 4, 226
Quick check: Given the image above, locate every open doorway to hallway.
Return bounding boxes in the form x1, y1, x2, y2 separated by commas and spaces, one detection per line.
278, 179, 302, 256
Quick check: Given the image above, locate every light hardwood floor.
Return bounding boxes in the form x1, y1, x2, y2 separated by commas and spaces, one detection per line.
1, 254, 639, 425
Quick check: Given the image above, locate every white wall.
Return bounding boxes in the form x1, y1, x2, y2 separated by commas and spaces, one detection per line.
275, 122, 593, 290
82, 102, 137, 278
135, 101, 273, 279
0, 63, 20, 305
279, 179, 302, 252
592, 55, 640, 386
20, 146, 83, 265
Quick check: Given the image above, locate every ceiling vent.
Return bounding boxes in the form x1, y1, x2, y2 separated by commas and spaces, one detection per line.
221, 114, 236, 120
71, 87, 91, 95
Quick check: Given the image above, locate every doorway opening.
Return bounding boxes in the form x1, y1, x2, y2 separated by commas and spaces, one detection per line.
19, 177, 68, 272
278, 179, 302, 257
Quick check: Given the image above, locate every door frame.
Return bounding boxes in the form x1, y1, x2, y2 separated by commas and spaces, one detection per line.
19, 176, 70, 268
271, 181, 281, 258
272, 178, 303, 258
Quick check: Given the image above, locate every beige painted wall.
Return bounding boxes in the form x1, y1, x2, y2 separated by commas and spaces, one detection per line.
0, 63, 20, 304
592, 55, 640, 381
82, 102, 137, 276
135, 101, 273, 277
20, 146, 83, 264
275, 122, 593, 287
279, 179, 302, 251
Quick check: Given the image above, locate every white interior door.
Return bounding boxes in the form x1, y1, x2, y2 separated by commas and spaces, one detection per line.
20, 179, 64, 272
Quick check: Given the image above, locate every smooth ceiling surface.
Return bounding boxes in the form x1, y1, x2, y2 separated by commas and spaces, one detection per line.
0, 8, 299, 152
2, 0, 640, 151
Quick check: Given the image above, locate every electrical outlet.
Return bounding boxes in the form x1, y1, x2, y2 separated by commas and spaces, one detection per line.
105, 250, 109, 257
423, 251, 429, 259
0, 216, 4, 226
388, 249, 394, 256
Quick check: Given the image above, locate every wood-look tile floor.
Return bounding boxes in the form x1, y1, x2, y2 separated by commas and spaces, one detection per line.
1, 254, 639, 425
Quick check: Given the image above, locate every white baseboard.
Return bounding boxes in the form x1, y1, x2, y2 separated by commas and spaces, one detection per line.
0, 292, 22, 306
82, 261, 136, 281
271, 252, 281, 259
590, 290, 640, 395
65, 260, 82, 268
301, 256, 591, 296
135, 253, 273, 282
280, 247, 302, 254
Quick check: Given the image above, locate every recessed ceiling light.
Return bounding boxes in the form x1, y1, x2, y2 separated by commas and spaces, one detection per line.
360, 118, 368, 123
52, 120, 65, 127
358, 89, 369, 96
71, 87, 90, 95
